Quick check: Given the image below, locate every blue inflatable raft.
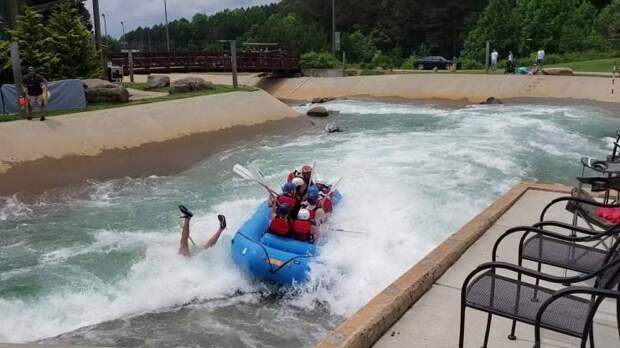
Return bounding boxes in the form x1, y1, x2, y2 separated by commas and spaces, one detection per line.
230, 191, 342, 286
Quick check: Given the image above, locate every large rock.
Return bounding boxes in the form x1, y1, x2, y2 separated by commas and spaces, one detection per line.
480, 97, 503, 105
82, 79, 129, 103
307, 106, 329, 117
170, 77, 215, 94
311, 97, 335, 104
542, 67, 574, 76
146, 75, 170, 89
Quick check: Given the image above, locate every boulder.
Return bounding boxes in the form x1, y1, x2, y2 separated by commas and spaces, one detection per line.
82, 79, 130, 103
480, 97, 503, 105
307, 106, 329, 117
146, 75, 170, 89
170, 77, 215, 94
311, 97, 335, 104
542, 67, 574, 76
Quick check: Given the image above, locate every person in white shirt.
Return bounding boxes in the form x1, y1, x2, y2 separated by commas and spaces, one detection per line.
490, 50, 499, 72
536, 49, 545, 67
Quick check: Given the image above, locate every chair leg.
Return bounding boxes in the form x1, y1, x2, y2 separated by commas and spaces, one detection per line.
459, 305, 466, 348
616, 298, 620, 341
508, 320, 517, 340
532, 261, 542, 302
482, 313, 492, 348
589, 325, 595, 348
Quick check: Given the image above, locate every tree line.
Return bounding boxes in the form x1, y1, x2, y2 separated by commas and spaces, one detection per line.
119, 0, 617, 68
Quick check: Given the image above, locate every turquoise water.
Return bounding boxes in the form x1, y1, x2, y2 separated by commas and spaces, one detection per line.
0, 100, 617, 347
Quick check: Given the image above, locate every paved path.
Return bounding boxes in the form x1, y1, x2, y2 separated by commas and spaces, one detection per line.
374, 189, 619, 348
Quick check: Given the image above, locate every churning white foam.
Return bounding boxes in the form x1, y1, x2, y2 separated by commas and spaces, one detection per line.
0, 199, 262, 342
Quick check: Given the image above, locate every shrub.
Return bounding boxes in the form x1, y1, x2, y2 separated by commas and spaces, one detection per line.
460, 58, 484, 70
300, 51, 341, 69
401, 53, 417, 70
371, 50, 395, 69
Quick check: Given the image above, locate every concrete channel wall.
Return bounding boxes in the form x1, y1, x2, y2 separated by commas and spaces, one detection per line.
259, 74, 619, 104
315, 182, 573, 348
0, 90, 301, 197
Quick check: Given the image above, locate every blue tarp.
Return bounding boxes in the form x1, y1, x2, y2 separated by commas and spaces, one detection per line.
0, 84, 4, 114
1, 79, 86, 114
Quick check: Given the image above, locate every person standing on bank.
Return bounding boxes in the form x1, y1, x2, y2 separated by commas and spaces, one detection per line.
22, 66, 48, 121
536, 49, 545, 68
490, 49, 499, 72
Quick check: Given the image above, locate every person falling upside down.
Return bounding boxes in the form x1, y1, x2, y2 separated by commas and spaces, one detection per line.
178, 205, 227, 257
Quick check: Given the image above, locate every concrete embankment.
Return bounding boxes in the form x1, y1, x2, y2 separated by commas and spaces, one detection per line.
0, 90, 301, 198
259, 74, 619, 105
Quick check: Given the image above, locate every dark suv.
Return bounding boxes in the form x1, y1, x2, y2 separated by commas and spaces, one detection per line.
416, 56, 455, 70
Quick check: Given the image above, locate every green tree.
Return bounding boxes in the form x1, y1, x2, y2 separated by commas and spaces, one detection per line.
597, 0, 620, 49
8, 6, 56, 77
47, 0, 100, 79
342, 30, 376, 63
462, 0, 520, 62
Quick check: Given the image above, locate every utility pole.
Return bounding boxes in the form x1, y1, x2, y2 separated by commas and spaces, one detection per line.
92, 0, 106, 79
102, 13, 108, 37
219, 40, 238, 89
485, 41, 490, 74
331, 0, 336, 55
7, 0, 25, 117
230, 40, 238, 89
121, 21, 125, 48
164, 0, 170, 52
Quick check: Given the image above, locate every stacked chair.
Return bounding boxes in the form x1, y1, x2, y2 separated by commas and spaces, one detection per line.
459, 130, 620, 348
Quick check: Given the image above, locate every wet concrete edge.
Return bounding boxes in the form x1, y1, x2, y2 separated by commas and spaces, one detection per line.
315, 182, 573, 348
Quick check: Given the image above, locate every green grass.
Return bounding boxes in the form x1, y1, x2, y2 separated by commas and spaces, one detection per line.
122, 82, 169, 93
546, 58, 619, 73
0, 84, 256, 123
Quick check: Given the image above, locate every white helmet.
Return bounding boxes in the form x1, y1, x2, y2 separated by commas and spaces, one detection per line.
314, 177, 323, 185
292, 177, 305, 187
297, 208, 311, 221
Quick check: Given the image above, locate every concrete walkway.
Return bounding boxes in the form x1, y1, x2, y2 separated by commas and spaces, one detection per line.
374, 189, 619, 348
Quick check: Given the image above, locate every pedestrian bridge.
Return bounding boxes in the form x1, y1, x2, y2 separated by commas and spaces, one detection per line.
105, 50, 301, 77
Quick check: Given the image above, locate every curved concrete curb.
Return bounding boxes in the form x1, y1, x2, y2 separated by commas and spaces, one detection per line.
261, 74, 620, 105
316, 182, 572, 348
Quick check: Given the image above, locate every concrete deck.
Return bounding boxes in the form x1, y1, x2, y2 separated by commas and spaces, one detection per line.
374, 188, 619, 348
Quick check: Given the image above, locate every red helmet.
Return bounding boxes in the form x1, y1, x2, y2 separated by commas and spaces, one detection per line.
302, 165, 312, 174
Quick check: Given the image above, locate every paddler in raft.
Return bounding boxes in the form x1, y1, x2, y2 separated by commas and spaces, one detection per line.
178, 205, 227, 257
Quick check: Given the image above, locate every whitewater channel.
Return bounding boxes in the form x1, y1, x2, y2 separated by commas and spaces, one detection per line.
0, 100, 617, 347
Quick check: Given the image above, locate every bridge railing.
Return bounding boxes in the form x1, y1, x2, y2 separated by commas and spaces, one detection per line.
105, 50, 301, 75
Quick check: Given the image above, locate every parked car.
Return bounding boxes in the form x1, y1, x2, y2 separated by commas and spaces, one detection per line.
416, 56, 456, 70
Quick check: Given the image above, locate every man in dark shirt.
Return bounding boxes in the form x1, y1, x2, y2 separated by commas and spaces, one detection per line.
22, 66, 48, 121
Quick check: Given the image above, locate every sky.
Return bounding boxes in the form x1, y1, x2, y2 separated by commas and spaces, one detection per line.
86, 0, 278, 38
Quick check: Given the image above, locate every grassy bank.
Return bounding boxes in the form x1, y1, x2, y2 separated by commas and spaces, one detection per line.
0, 84, 256, 123
546, 58, 618, 73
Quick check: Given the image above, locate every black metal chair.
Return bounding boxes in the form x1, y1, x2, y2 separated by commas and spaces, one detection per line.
491, 224, 620, 340
540, 187, 620, 234
459, 246, 620, 348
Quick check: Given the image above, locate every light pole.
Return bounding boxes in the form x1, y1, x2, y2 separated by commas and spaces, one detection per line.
102, 13, 108, 37
164, 0, 170, 52
91, 0, 105, 78
121, 21, 125, 47
331, 0, 336, 55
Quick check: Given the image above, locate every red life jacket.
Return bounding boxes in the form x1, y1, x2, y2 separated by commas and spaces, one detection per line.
269, 216, 290, 236
276, 194, 297, 208
292, 219, 313, 240
287, 171, 300, 183
319, 197, 333, 213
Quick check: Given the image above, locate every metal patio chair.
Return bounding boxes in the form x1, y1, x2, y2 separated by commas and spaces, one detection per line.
540, 185, 620, 235
459, 244, 620, 348
491, 224, 620, 341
